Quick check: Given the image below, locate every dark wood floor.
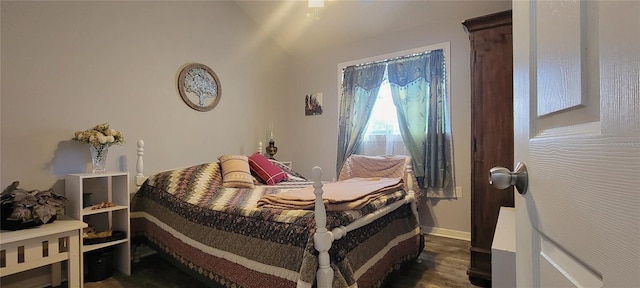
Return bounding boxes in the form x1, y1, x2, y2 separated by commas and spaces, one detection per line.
385, 235, 478, 287
82, 235, 478, 288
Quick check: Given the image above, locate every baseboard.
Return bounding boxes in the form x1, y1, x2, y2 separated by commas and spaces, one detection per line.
422, 225, 470, 241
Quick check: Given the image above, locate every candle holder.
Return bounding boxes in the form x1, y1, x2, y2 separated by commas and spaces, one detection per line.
266, 140, 278, 159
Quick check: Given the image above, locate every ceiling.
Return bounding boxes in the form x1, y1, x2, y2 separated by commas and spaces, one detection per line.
234, 0, 511, 56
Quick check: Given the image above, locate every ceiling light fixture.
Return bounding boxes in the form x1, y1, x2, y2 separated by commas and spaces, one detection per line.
308, 0, 324, 8
307, 0, 324, 20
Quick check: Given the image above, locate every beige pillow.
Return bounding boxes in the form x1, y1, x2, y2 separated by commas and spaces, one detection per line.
218, 155, 255, 188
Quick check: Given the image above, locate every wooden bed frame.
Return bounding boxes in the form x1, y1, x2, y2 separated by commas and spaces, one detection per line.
133, 140, 421, 288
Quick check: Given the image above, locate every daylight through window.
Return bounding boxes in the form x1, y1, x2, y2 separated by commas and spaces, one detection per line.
337, 43, 453, 189
358, 77, 409, 156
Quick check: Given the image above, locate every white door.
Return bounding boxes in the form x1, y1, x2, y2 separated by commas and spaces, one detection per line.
513, 1, 639, 287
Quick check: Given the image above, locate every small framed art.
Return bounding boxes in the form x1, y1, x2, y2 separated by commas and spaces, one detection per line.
305, 93, 323, 116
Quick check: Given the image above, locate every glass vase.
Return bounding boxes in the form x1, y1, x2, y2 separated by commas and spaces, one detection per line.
89, 144, 109, 173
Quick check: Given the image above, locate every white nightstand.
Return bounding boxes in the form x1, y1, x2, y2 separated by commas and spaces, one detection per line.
492, 207, 516, 288
65, 172, 131, 282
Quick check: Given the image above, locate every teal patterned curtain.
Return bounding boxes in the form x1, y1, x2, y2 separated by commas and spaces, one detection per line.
388, 49, 450, 188
336, 63, 386, 176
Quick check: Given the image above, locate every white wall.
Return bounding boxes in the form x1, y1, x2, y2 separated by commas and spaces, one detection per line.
1, 1, 288, 192
281, 1, 512, 234
1, 2, 288, 286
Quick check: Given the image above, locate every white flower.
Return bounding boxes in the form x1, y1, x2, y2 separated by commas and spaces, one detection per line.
97, 133, 107, 144
72, 123, 124, 146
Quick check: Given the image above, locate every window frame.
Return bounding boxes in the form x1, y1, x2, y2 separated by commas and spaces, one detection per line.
336, 41, 452, 148
337, 42, 454, 190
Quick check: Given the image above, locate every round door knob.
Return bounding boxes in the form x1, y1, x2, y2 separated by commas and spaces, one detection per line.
489, 162, 528, 195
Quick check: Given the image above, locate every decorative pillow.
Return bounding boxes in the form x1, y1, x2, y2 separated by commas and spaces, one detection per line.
248, 152, 288, 185
218, 155, 255, 188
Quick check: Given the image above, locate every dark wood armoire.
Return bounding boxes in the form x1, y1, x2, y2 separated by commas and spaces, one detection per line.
462, 10, 514, 287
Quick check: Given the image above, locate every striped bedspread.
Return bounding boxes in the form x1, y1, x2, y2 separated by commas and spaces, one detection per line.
131, 162, 421, 287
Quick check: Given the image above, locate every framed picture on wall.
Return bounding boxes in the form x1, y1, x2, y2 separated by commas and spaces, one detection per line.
305, 93, 323, 116
178, 63, 221, 112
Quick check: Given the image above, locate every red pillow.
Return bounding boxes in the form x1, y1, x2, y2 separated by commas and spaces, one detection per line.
248, 152, 288, 185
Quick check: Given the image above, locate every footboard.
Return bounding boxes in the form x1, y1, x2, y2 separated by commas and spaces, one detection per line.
311, 166, 333, 288
310, 164, 419, 288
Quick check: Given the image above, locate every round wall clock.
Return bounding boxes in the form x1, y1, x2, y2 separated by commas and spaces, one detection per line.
177, 63, 222, 112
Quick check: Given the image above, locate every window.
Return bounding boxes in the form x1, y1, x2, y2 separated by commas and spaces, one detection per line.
357, 78, 409, 156
337, 42, 453, 190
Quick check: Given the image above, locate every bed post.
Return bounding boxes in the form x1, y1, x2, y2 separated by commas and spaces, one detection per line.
312, 166, 333, 288
404, 157, 420, 223
404, 157, 423, 264
135, 140, 145, 190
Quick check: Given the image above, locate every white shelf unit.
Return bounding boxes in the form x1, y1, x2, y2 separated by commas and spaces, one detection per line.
65, 172, 131, 281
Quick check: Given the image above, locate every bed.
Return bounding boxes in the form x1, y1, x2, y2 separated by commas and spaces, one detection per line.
130, 140, 423, 288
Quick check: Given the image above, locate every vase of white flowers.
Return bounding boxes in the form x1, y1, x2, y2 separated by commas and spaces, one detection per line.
89, 144, 109, 173
72, 123, 124, 173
